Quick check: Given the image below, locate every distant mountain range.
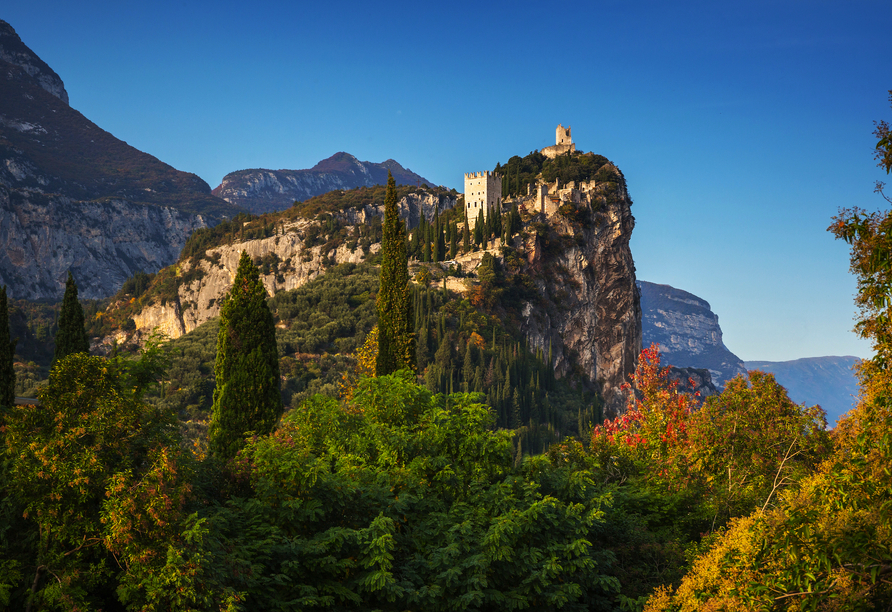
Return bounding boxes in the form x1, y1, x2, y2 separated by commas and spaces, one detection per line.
639, 279, 861, 425
745, 357, 861, 426
212, 152, 437, 214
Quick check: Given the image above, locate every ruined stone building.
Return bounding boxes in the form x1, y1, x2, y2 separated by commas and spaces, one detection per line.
541, 124, 577, 159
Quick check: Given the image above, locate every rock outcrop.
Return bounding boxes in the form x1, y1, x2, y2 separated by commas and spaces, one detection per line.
511, 164, 641, 415
0, 19, 239, 299
111, 190, 456, 343
0, 21, 68, 104
0, 189, 208, 299
638, 280, 746, 389
213, 153, 437, 214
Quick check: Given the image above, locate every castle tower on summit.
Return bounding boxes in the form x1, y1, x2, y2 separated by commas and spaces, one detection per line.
542, 123, 577, 159
464, 170, 501, 232
556, 124, 572, 146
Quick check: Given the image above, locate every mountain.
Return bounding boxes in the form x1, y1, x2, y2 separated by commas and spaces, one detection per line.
99, 154, 640, 415
744, 356, 861, 426
0, 20, 240, 299
638, 280, 747, 389
212, 152, 438, 214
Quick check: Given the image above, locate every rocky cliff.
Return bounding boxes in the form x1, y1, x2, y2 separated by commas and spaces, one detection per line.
110, 170, 641, 415
638, 280, 746, 389
512, 165, 641, 415
108, 190, 457, 344
213, 153, 437, 214
0, 189, 209, 299
0, 19, 239, 299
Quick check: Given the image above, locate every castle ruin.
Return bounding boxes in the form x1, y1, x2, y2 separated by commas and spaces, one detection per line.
541, 124, 577, 159
464, 170, 501, 231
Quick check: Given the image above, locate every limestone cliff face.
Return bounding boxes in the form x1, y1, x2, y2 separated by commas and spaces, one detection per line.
0, 187, 208, 299
512, 167, 641, 415
638, 280, 746, 389
128, 225, 376, 341
114, 190, 454, 342
0, 19, 238, 299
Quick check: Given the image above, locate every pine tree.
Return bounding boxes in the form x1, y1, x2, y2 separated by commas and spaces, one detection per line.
0, 286, 16, 412
209, 251, 282, 460
53, 271, 89, 366
376, 171, 415, 376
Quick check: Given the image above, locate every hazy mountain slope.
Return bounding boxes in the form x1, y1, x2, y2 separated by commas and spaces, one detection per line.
212, 152, 437, 214
638, 280, 746, 389
0, 20, 240, 299
745, 356, 861, 425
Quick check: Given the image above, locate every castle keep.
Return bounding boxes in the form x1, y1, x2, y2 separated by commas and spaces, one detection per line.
464, 170, 502, 231
541, 124, 577, 159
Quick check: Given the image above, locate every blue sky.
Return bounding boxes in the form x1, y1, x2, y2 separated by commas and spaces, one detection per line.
5, 0, 891, 361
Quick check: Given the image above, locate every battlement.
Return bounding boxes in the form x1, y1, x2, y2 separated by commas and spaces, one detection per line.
464, 171, 496, 180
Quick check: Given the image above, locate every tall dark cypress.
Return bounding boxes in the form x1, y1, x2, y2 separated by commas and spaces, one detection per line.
53, 271, 89, 366
209, 251, 282, 460
463, 206, 471, 253
376, 171, 415, 376
0, 286, 16, 413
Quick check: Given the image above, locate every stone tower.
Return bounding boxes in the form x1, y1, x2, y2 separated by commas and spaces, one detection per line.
464, 171, 502, 232
556, 124, 572, 146
542, 124, 577, 159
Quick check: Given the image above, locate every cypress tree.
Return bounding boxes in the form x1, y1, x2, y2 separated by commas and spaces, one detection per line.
209, 251, 282, 460
463, 206, 471, 253
432, 211, 441, 262
449, 219, 458, 259
0, 286, 16, 413
53, 271, 89, 366
376, 171, 415, 376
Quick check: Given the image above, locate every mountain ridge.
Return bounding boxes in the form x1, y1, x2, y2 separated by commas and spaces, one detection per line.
0, 19, 240, 299
212, 152, 437, 214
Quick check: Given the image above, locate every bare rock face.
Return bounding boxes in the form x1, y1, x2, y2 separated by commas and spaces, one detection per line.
113, 188, 456, 343
338, 191, 458, 230
513, 166, 641, 416
0, 19, 238, 299
0, 20, 68, 104
0, 188, 209, 299
131, 225, 375, 341
638, 280, 746, 389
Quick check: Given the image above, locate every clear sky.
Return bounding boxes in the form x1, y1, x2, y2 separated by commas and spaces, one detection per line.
5, 1, 891, 362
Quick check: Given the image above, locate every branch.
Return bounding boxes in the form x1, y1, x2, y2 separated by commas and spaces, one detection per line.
760, 439, 802, 514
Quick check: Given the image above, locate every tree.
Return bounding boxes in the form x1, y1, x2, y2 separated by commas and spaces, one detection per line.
376, 171, 415, 376
209, 251, 282, 460
53, 271, 89, 365
645, 89, 892, 612
0, 286, 15, 413
4, 353, 189, 610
